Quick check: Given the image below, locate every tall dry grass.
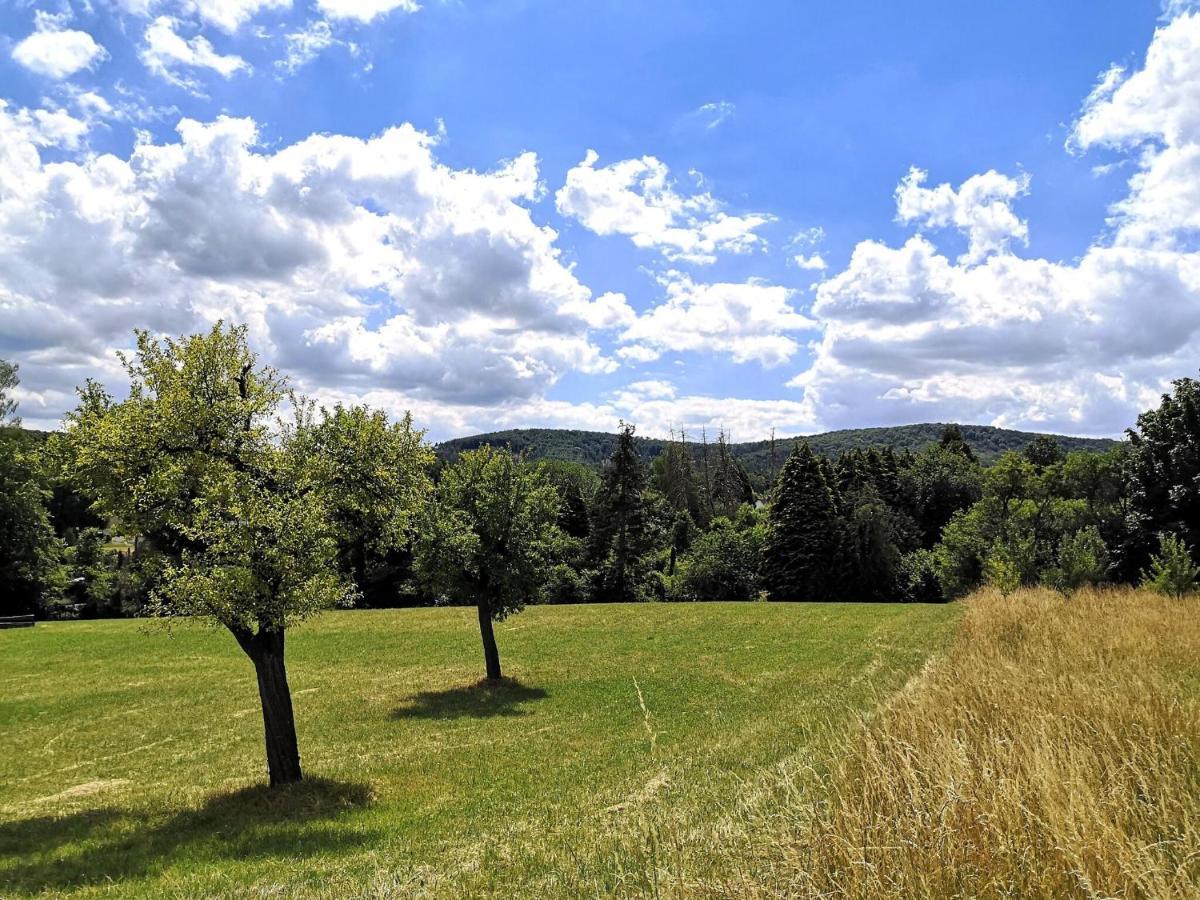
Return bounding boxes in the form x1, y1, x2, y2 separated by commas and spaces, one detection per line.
730, 587, 1200, 898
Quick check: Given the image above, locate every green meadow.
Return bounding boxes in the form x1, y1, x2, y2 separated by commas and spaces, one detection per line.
0, 602, 955, 897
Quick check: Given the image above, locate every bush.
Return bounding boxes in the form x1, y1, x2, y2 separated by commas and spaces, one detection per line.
539, 563, 590, 605
897, 549, 944, 602
1141, 533, 1200, 598
668, 517, 763, 602
1042, 526, 1110, 595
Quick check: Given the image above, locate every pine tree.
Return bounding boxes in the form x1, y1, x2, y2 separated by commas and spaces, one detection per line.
761, 442, 843, 601
589, 422, 655, 602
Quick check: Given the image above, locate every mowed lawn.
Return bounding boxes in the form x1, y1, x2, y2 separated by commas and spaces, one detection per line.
0, 602, 957, 897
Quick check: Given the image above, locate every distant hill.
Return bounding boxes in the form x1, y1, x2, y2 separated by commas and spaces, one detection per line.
436, 424, 1121, 489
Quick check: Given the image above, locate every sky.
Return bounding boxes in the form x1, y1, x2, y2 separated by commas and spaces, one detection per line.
1, 0, 1198, 441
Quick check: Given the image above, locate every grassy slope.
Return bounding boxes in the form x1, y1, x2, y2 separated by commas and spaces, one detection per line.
0, 602, 956, 898
720, 588, 1200, 898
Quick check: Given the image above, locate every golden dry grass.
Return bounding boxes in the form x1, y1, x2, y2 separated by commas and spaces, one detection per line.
713, 586, 1200, 898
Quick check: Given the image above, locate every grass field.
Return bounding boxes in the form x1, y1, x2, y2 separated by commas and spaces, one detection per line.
719, 587, 1200, 898
0, 602, 957, 898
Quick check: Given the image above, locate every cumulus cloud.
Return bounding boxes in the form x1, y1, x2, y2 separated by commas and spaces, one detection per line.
787, 12, 1200, 437
793, 253, 827, 271
141, 16, 250, 86
112, 0, 291, 32
556, 150, 774, 264
12, 12, 107, 79
620, 272, 816, 366
894, 166, 1031, 264
315, 0, 420, 23
1070, 11, 1200, 248
0, 110, 630, 429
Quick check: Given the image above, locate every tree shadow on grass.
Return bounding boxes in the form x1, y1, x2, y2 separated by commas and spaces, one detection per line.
0, 776, 377, 894
391, 677, 548, 720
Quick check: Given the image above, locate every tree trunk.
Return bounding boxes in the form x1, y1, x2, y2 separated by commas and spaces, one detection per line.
238, 628, 303, 787
476, 599, 502, 680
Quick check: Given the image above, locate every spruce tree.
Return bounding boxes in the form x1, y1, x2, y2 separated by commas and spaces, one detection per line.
589, 422, 655, 601
761, 442, 843, 601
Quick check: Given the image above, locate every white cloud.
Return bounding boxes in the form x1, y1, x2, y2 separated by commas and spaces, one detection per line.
894, 166, 1030, 264
620, 272, 816, 367
277, 20, 337, 73
12, 13, 107, 79
141, 16, 250, 86
695, 101, 735, 129
187, 0, 292, 32
315, 0, 420, 23
0, 100, 92, 151
556, 150, 774, 264
1070, 11, 1200, 248
793, 252, 827, 271
111, 0, 292, 32
0, 109, 630, 430
780, 11, 1200, 437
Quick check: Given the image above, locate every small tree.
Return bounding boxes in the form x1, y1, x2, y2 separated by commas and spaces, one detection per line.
1042, 526, 1110, 595
415, 446, 563, 680
1141, 533, 1200, 598
63, 325, 349, 786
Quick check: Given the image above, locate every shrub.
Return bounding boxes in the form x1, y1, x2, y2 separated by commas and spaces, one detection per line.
1042, 526, 1110, 595
897, 549, 944, 602
668, 517, 764, 602
540, 562, 590, 604
1141, 533, 1200, 598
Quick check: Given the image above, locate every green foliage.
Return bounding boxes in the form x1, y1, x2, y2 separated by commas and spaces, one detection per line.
61, 324, 350, 634
761, 442, 843, 601
1023, 434, 1064, 469
938, 423, 977, 462
287, 403, 433, 605
588, 423, 658, 602
1127, 377, 1200, 572
933, 449, 1127, 598
650, 431, 704, 523
0, 358, 19, 426
415, 445, 564, 619
1141, 533, 1200, 598
1042, 526, 1110, 595
896, 549, 944, 602
536, 459, 598, 540
668, 510, 765, 602
901, 443, 983, 547
0, 430, 66, 616
982, 535, 1035, 596
539, 562, 590, 604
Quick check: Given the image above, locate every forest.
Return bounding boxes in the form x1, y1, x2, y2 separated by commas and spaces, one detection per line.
2, 324, 1197, 635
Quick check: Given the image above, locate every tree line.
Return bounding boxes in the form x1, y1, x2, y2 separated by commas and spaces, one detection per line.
2, 324, 1199, 785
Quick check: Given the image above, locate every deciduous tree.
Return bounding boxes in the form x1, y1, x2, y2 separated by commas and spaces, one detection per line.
63, 325, 349, 786
415, 445, 563, 680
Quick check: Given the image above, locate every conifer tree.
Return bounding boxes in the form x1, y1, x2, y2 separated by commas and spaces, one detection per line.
589, 423, 655, 601
761, 442, 843, 601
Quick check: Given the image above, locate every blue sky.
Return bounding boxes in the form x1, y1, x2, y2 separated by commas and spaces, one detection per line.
1, 0, 1197, 440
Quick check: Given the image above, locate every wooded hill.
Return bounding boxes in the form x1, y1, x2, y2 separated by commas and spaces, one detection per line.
437, 423, 1120, 487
